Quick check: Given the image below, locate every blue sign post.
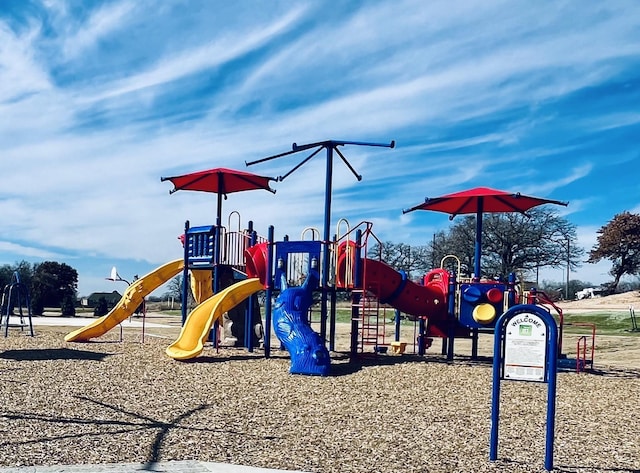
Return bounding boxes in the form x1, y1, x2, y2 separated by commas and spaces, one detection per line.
490, 304, 558, 471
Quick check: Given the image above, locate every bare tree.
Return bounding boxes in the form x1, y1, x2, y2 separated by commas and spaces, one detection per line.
440, 208, 583, 281
369, 241, 430, 280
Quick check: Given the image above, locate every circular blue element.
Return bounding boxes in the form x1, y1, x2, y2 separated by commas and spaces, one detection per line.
463, 285, 483, 303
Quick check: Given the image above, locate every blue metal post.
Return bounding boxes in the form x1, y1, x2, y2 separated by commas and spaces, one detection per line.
508, 272, 516, 307
471, 328, 479, 359
264, 225, 274, 358
418, 318, 426, 356
545, 321, 559, 471
214, 189, 223, 295
181, 220, 190, 325
320, 146, 334, 345
394, 309, 401, 342
490, 324, 502, 462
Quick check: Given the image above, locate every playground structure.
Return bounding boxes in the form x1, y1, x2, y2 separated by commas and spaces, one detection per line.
64, 139, 595, 376
2, 271, 34, 337
63, 213, 596, 375
240, 216, 594, 372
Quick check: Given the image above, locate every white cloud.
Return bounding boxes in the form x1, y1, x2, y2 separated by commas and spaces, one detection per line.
1, 0, 639, 295
84, 5, 307, 103
0, 241, 64, 259
0, 24, 51, 103
60, 0, 137, 60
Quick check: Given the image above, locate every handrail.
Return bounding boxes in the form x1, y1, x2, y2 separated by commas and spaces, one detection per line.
565, 322, 596, 372
301, 227, 320, 241
227, 211, 242, 233
440, 254, 461, 275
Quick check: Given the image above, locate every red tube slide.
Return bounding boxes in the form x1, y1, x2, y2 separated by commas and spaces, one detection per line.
337, 242, 448, 318
245, 242, 269, 286
362, 259, 448, 318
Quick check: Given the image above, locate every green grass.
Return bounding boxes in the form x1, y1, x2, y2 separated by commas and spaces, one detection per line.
158, 310, 182, 317
328, 307, 640, 336
561, 311, 640, 336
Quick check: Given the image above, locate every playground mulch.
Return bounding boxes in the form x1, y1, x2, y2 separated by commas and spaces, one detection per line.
0, 326, 639, 473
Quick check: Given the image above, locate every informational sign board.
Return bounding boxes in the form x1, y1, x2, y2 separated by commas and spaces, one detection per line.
503, 312, 547, 382
490, 304, 559, 471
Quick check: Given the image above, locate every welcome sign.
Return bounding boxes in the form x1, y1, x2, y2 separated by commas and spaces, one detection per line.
490, 304, 559, 471
503, 312, 547, 382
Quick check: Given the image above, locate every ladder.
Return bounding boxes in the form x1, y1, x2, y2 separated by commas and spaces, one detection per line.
352, 256, 388, 353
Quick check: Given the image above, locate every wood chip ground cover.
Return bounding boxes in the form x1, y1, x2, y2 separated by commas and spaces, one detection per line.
1, 326, 638, 473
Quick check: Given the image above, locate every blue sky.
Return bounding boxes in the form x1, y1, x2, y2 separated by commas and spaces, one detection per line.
1, 0, 639, 296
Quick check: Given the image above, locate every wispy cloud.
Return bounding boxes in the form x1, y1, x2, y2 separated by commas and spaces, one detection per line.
525, 164, 594, 196
59, 0, 137, 60
0, 241, 65, 259
1, 0, 639, 293
0, 23, 51, 102
83, 5, 307, 103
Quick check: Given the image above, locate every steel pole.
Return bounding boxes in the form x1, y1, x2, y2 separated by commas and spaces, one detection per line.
320, 146, 334, 344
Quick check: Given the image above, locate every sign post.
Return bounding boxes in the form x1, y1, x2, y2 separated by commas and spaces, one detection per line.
490, 304, 558, 471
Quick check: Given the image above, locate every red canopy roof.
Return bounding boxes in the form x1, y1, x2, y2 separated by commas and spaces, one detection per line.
161, 167, 276, 196
403, 186, 567, 217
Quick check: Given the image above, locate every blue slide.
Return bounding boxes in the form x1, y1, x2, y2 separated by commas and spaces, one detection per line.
272, 270, 330, 376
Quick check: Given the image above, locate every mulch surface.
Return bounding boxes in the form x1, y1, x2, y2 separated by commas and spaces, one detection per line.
1, 327, 639, 473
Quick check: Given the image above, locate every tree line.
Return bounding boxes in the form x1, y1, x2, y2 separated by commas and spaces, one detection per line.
1, 261, 78, 316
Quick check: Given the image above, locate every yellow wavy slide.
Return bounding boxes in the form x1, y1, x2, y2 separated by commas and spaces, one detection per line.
166, 278, 263, 360
65, 259, 185, 342
190, 268, 213, 304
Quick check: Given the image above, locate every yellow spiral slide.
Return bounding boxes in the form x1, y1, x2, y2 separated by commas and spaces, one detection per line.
64, 259, 185, 342
165, 278, 263, 360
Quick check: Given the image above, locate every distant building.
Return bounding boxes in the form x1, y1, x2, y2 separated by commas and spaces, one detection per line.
85, 291, 122, 309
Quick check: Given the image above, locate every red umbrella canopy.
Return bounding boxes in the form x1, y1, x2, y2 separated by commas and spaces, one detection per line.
403, 186, 568, 279
161, 167, 276, 196
402, 186, 567, 218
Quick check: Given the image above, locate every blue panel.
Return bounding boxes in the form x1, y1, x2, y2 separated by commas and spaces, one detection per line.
186, 226, 216, 267
277, 240, 322, 254
459, 282, 507, 329
274, 240, 322, 290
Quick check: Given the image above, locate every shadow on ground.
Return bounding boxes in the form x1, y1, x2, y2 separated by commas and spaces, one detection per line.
0, 348, 111, 361
1, 395, 281, 470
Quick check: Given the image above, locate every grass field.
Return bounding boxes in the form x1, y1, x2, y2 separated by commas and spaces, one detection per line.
563, 310, 640, 335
